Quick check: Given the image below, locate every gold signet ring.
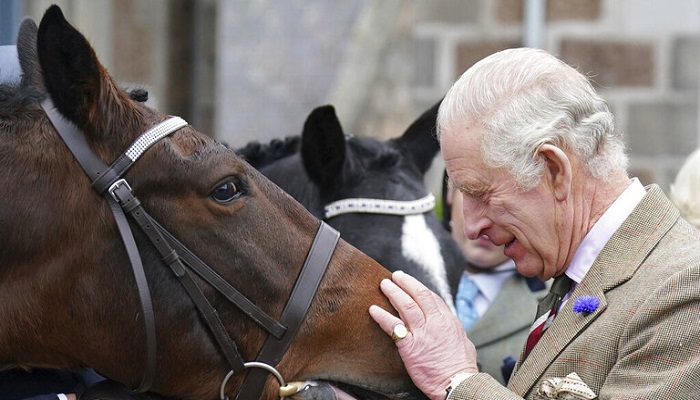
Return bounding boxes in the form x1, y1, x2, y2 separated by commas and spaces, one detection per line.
391, 323, 408, 342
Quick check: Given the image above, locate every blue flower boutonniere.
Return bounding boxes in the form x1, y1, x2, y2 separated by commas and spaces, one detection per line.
572, 295, 599, 315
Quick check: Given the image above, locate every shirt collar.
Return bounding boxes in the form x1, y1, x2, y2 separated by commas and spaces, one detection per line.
469, 259, 517, 302
565, 178, 646, 284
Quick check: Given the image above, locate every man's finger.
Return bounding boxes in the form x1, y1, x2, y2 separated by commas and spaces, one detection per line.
379, 276, 426, 327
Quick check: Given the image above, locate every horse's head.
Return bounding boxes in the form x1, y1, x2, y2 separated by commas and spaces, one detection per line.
238, 104, 465, 310
0, 6, 426, 399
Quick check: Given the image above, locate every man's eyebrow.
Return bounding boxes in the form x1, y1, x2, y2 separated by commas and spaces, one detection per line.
449, 178, 488, 197
446, 177, 461, 192
446, 178, 461, 191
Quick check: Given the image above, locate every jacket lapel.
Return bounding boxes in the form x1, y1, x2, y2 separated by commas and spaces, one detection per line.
510, 267, 607, 393
508, 185, 678, 395
469, 275, 543, 348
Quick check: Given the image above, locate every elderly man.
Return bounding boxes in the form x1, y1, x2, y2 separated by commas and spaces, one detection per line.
443, 173, 547, 385
370, 47, 700, 400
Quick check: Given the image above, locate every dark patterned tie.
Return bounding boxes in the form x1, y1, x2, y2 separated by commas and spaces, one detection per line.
523, 274, 573, 359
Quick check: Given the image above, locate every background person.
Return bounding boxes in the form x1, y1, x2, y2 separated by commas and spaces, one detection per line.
0, 368, 105, 400
669, 148, 700, 229
370, 47, 700, 400
442, 172, 547, 384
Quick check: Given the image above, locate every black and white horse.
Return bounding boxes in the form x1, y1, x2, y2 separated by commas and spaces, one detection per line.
236, 102, 464, 308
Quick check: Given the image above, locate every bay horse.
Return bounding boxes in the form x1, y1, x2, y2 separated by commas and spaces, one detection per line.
236, 104, 465, 309
0, 6, 427, 400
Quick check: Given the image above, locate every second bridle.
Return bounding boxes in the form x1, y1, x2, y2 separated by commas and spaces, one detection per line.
323, 193, 436, 220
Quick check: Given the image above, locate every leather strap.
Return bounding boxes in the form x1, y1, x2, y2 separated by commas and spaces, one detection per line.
42, 99, 115, 182
41, 99, 158, 392
111, 183, 247, 373
235, 222, 339, 399
106, 195, 157, 392
92, 117, 187, 194
153, 221, 287, 339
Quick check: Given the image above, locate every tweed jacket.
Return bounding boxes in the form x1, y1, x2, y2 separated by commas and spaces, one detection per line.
449, 185, 700, 399
467, 274, 547, 384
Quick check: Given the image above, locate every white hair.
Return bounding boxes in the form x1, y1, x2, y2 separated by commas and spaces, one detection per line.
670, 148, 700, 229
437, 47, 628, 190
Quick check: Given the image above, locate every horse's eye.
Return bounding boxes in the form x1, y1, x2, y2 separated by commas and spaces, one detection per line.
212, 180, 241, 203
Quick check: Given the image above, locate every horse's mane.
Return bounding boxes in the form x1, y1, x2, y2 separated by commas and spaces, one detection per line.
235, 136, 301, 168
0, 83, 44, 119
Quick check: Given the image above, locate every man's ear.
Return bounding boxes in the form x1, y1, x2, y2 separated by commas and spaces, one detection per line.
538, 144, 571, 201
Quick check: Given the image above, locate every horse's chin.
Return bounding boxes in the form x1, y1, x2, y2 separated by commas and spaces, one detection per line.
289, 380, 427, 400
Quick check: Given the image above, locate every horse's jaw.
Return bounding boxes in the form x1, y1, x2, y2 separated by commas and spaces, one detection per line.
288, 380, 428, 400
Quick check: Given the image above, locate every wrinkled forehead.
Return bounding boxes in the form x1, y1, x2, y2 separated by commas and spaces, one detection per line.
440, 123, 483, 164
0, 45, 20, 84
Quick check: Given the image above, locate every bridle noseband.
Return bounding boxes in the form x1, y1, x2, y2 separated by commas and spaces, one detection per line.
42, 99, 339, 399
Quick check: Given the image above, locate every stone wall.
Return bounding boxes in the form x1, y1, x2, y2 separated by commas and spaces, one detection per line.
408, 0, 700, 192
15, 0, 700, 193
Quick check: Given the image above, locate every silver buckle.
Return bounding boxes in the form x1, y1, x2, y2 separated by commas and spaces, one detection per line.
108, 178, 132, 203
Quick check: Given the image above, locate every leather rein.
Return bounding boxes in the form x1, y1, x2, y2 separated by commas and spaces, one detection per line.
41, 99, 340, 399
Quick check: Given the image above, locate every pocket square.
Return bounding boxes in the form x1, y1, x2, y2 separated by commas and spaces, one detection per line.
537, 372, 597, 399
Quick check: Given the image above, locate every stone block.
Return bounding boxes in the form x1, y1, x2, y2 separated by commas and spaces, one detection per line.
414, 37, 436, 87
560, 39, 654, 88
627, 101, 698, 156
496, 0, 601, 23
455, 40, 520, 77
416, 0, 480, 24
672, 36, 700, 91
628, 165, 657, 187
113, 0, 157, 84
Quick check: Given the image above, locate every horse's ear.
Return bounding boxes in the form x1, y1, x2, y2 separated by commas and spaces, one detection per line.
16, 17, 43, 89
36, 5, 112, 133
394, 99, 443, 174
301, 105, 346, 187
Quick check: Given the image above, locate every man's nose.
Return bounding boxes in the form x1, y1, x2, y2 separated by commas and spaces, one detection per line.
461, 196, 489, 240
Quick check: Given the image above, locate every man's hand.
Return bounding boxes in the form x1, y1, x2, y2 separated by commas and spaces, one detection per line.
369, 271, 479, 400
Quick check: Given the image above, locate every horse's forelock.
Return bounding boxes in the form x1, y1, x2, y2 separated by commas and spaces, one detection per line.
0, 84, 44, 119
376, 146, 401, 169
169, 128, 215, 159
235, 136, 301, 168
127, 88, 149, 102
346, 136, 400, 171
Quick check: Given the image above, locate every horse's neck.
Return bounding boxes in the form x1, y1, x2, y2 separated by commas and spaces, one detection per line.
0, 263, 76, 367
0, 241, 134, 372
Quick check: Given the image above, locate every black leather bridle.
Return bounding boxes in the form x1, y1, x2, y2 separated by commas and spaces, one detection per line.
41, 99, 340, 399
